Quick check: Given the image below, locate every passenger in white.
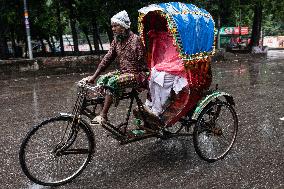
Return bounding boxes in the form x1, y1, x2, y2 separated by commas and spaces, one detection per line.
144, 28, 188, 116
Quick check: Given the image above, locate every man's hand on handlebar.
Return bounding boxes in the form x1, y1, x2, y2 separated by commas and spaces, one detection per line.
87, 76, 96, 84
80, 76, 95, 84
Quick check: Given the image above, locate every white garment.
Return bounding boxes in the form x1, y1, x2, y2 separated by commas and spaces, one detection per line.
146, 68, 188, 116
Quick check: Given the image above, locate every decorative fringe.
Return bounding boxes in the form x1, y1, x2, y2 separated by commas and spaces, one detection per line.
138, 10, 215, 70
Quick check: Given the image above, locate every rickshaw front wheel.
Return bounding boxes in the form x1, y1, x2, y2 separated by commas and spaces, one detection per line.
19, 116, 95, 186
193, 101, 238, 162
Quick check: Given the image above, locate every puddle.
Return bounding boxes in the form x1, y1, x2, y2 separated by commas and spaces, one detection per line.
25, 183, 49, 189
267, 50, 284, 60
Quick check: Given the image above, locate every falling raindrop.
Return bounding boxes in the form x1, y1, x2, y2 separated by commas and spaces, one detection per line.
33, 84, 39, 123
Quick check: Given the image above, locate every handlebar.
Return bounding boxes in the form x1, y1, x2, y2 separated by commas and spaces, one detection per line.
76, 79, 99, 92
76, 79, 115, 94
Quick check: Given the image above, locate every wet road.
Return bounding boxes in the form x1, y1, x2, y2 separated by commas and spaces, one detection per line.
1, 50, 283, 189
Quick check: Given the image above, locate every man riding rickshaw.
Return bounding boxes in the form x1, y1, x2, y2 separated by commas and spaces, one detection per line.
19, 2, 238, 186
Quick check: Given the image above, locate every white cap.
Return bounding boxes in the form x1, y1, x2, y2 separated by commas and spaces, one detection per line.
111, 10, 131, 29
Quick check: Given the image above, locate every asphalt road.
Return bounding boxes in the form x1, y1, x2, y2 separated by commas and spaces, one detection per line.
1, 50, 283, 189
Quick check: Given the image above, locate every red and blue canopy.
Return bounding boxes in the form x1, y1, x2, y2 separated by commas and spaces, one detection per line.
138, 2, 215, 62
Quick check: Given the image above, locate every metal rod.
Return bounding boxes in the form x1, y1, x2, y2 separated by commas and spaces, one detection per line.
23, 0, 33, 59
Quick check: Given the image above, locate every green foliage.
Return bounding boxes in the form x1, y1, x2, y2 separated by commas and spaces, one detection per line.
262, 0, 284, 35
1, 0, 283, 57
263, 14, 284, 35
0, 0, 24, 36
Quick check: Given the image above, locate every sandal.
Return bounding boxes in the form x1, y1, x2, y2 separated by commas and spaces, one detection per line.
133, 106, 164, 130
90, 115, 107, 125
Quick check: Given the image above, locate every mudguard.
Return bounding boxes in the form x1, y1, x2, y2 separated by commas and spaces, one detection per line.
191, 91, 235, 120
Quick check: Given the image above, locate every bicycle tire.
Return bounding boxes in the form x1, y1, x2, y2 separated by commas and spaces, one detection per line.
193, 101, 238, 162
19, 115, 95, 186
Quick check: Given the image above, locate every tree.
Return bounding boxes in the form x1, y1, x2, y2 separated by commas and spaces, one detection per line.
0, 0, 24, 58
248, 0, 284, 48
1, 0, 284, 59
262, 0, 284, 36
55, 0, 65, 55
62, 0, 79, 54
249, 1, 263, 48
76, 0, 101, 53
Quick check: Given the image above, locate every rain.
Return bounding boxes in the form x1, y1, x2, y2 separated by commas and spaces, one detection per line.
0, 50, 283, 188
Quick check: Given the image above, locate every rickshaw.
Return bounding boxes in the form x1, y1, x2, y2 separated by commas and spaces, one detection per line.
19, 2, 238, 186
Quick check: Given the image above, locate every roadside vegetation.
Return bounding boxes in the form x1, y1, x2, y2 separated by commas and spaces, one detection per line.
0, 0, 283, 59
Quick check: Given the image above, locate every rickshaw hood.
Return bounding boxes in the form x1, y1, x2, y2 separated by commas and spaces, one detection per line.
138, 2, 215, 62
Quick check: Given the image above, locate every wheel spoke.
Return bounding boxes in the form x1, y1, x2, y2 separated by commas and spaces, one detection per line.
60, 149, 90, 155
25, 151, 52, 159
217, 135, 231, 146
19, 116, 93, 186
27, 155, 55, 170
193, 101, 238, 162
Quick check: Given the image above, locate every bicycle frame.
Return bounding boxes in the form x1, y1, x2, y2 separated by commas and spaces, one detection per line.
76, 83, 157, 142
66, 82, 196, 145
58, 81, 237, 151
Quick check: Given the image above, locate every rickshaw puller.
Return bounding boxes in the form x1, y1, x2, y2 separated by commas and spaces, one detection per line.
86, 10, 148, 125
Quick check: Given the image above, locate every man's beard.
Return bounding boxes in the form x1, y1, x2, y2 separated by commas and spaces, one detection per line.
114, 31, 129, 42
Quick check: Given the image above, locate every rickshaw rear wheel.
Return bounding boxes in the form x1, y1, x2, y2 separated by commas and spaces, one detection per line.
193, 101, 238, 162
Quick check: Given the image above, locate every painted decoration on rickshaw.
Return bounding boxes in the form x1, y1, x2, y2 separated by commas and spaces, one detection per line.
138, 2, 215, 66
138, 2, 215, 126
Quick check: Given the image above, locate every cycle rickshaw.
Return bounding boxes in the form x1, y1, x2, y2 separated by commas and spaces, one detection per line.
19, 2, 238, 186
